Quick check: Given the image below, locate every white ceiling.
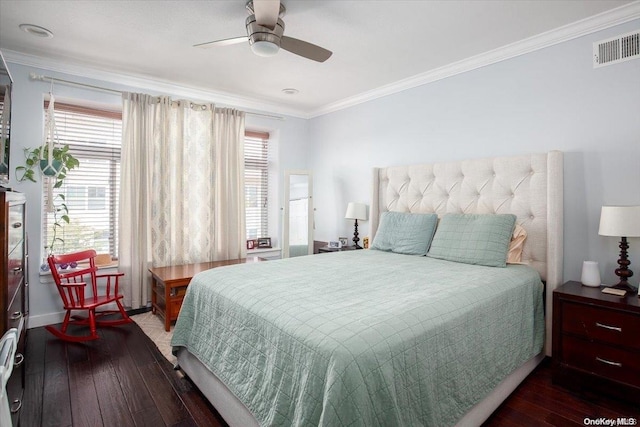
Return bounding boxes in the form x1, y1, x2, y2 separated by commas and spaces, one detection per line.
0, 0, 637, 117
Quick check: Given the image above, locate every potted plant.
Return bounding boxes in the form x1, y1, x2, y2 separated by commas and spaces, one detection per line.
15, 142, 79, 266
47, 193, 69, 254
15, 143, 79, 186
38, 192, 71, 272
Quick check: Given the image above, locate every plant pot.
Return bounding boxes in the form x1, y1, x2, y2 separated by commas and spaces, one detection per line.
40, 159, 63, 176
95, 253, 113, 267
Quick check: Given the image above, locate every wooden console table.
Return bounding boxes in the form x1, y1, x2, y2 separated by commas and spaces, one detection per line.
149, 257, 264, 331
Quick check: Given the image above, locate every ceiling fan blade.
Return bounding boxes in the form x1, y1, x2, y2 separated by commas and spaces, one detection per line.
280, 36, 332, 62
253, 0, 280, 30
194, 36, 248, 49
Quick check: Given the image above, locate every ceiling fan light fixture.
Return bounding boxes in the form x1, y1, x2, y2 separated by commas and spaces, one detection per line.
246, 14, 284, 57
251, 40, 280, 57
196, 3, 331, 62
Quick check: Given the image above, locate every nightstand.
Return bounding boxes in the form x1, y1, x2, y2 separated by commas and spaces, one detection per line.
552, 281, 640, 404
318, 245, 358, 253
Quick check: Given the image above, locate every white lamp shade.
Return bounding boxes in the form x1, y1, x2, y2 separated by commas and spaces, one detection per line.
345, 202, 367, 221
598, 205, 640, 237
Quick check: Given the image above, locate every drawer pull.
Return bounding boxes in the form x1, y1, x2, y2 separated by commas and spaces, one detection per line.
12, 222, 22, 228
10, 399, 22, 414
14, 353, 24, 367
596, 357, 622, 368
10, 311, 23, 321
595, 322, 622, 332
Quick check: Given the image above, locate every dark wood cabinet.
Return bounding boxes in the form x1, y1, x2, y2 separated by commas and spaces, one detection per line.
552, 281, 640, 404
1, 189, 27, 426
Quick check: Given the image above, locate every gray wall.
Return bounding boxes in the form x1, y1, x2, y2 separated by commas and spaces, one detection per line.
308, 19, 640, 287
5, 62, 310, 327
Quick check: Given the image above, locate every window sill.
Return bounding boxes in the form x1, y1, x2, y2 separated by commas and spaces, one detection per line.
247, 247, 280, 254
38, 263, 120, 276
248, 247, 281, 260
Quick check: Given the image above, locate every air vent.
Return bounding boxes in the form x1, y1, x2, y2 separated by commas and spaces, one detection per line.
593, 30, 640, 68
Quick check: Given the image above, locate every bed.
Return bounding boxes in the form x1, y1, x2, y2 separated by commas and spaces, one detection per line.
172, 151, 564, 426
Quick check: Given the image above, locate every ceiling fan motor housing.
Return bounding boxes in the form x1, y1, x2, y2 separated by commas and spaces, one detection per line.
245, 15, 285, 49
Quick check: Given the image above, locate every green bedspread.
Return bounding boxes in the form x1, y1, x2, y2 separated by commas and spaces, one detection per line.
172, 250, 544, 426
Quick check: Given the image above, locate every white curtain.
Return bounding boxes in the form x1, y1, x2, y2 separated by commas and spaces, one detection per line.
119, 93, 246, 308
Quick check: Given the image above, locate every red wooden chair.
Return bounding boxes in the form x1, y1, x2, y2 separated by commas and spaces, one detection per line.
46, 249, 131, 342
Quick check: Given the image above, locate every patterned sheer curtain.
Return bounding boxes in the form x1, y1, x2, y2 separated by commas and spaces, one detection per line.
119, 93, 246, 308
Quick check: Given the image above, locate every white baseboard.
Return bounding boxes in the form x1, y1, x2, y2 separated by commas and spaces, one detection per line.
27, 301, 121, 329
28, 312, 66, 329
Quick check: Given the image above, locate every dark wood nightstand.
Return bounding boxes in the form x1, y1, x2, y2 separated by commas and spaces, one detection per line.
552, 280, 640, 404
318, 245, 358, 253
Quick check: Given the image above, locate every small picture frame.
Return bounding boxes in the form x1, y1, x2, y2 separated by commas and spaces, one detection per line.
328, 240, 341, 249
339, 237, 348, 247
257, 237, 272, 248
363, 237, 369, 249
247, 239, 255, 250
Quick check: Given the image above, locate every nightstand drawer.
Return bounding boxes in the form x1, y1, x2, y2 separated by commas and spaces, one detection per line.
562, 335, 640, 387
562, 301, 640, 349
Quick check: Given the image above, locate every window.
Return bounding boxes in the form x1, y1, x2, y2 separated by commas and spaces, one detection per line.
43, 108, 267, 256
244, 131, 269, 240
42, 102, 122, 257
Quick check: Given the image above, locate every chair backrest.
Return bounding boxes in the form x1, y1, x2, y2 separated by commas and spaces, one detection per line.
48, 249, 99, 297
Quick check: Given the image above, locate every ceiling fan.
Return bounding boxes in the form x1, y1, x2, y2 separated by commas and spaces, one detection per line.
194, 0, 332, 62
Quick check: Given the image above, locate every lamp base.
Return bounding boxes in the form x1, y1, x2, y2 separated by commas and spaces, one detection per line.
611, 237, 636, 294
352, 219, 363, 249
610, 282, 637, 293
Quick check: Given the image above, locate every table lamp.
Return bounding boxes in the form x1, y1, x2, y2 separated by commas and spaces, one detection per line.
598, 205, 640, 291
345, 202, 367, 249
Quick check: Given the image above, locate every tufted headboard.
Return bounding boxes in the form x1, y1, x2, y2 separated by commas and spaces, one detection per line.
371, 151, 563, 354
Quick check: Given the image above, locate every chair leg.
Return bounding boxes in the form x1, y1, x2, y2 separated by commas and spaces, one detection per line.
45, 309, 100, 342
88, 309, 98, 340
60, 310, 72, 333
116, 299, 132, 323
94, 299, 132, 327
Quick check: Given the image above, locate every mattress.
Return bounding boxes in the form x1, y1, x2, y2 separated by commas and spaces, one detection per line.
172, 249, 544, 426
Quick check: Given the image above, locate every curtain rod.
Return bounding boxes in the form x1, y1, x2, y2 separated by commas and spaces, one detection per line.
29, 72, 285, 121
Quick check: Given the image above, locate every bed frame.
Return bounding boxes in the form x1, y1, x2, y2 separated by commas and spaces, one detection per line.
177, 151, 564, 426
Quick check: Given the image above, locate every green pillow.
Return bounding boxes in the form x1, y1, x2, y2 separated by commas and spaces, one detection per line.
427, 214, 516, 267
371, 212, 438, 256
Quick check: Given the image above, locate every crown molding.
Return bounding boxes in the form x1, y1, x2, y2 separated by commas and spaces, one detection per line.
3, 49, 308, 119
308, 1, 640, 118
4, 1, 639, 121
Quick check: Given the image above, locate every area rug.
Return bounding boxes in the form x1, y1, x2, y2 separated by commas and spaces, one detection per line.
131, 311, 175, 364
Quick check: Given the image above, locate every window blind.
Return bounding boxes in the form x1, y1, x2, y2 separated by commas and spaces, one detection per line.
244, 131, 269, 240
42, 102, 122, 257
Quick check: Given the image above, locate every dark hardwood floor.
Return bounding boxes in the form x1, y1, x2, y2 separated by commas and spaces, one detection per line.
23, 320, 640, 427
23, 320, 226, 427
